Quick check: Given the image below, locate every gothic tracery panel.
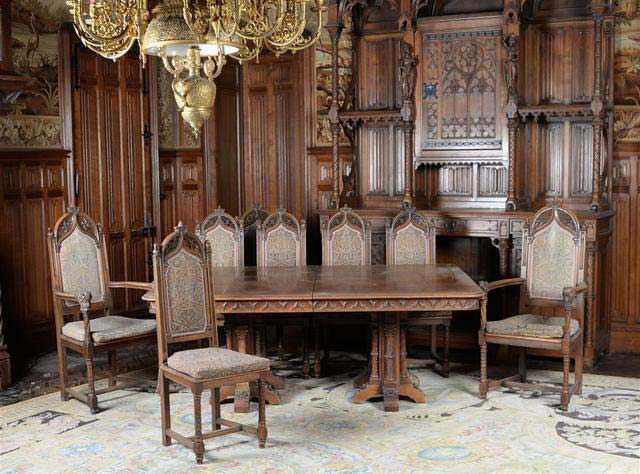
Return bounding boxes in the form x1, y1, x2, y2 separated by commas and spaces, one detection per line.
421, 30, 502, 151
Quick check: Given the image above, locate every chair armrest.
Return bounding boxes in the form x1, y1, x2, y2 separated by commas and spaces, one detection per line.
53, 290, 82, 303
54, 291, 94, 343
479, 277, 525, 294
562, 282, 588, 308
108, 281, 153, 291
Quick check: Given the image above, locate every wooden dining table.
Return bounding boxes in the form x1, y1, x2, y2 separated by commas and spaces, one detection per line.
143, 264, 486, 412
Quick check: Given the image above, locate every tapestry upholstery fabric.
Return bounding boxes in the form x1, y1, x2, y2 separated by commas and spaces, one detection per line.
529, 221, 576, 300
393, 224, 429, 265
62, 316, 156, 343
486, 314, 579, 339
205, 227, 238, 267
167, 347, 270, 379
265, 226, 298, 266
329, 225, 364, 266
165, 249, 207, 337
59, 228, 104, 306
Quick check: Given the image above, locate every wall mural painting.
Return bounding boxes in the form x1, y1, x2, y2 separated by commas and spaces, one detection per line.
614, 1, 640, 143
0, 0, 68, 148
314, 25, 352, 147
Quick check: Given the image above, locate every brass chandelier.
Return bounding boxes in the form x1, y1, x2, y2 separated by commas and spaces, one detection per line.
68, 0, 326, 134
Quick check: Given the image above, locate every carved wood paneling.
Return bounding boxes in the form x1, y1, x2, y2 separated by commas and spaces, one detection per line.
243, 55, 305, 217
438, 165, 473, 195
570, 123, 594, 197
544, 123, 564, 196
478, 164, 507, 196
0, 151, 69, 369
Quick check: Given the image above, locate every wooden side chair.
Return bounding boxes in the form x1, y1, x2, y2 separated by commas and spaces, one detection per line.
196, 207, 244, 268
317, 206, 371, 377
386, 207, 452, 377
47, 207, 156, 414
239, 204, 269, 266
154, 223, 269, 464
479, 202, 587, 410
256, 208, 310, 375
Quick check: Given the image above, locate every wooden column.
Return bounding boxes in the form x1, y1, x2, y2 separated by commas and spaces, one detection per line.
503, 0, 521, 211
399, 42, 417, 207
590, 5, 605, 212
0, 285, 10, 389
328, 21, 344, 209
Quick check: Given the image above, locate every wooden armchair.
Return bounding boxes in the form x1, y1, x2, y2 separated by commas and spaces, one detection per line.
479, 202, 587, 410
47, 208, 156, 414
317, 206, 371, 377
154, 223, 269, 464
386, 207, 452, 377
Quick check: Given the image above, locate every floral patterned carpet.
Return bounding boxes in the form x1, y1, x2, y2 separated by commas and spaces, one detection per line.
0, 368, 638, 473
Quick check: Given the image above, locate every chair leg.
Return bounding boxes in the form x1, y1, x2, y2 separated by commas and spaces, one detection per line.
313, 321, 322, 378
442, 323, 450, 378
276, 323, 284, 360
518, 347, 527, 383
211, 387, 221, 431
561, 351, 571, 411
479, 337, 488, 399
575, 336, 584, 396
159, 370, 171, 446
107, 350, 117, 387
258, 380, 267, 449
58, 344, 69, 401
193, 391, 205, 464
302, 320, 310, 379
84, 351, 99, 414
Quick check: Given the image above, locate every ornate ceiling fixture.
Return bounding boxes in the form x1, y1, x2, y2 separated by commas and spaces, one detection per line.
67, 0, 326, 134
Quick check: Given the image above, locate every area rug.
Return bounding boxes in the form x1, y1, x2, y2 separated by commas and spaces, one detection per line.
0, 369, 638, 473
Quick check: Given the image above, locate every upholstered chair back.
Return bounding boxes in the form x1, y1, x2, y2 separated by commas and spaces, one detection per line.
153, 223, 217, 357
321, 206, 371, 266
197, 207, 243, 268
257, 208, 306, 267
48, 207, 111, 312
521, 203, 586, 301
386, 208, 436, 265
239, 204, 269, 266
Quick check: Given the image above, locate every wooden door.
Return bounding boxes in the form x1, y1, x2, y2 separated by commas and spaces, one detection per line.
66, 34, 155, 315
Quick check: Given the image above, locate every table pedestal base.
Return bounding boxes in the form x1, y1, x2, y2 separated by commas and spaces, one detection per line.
353, 313, 427, 412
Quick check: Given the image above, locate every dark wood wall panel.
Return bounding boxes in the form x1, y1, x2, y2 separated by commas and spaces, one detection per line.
0, 151, 70, 369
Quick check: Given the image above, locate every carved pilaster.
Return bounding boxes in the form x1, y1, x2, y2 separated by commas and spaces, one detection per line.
506, 116, 519, 211
0, 285, 9, 390
328, 23, 344, 209
399, 41, 417, 207
584, 241, 597, 366
491, 238, 511, 278
590, 7, 605, 212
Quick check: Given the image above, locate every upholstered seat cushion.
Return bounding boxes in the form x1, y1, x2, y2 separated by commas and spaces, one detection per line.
167, 348, 270, 379
62, 316, 156, 343
486, 314, 579, 339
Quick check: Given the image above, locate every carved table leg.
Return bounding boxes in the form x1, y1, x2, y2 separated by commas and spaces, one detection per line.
234, 326, 251, 413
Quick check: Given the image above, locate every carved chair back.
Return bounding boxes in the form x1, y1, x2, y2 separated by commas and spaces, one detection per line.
257, 208, 306, 267
48, 208, 113, 321
321, 206, 371, 266
239, 204, 269, 266
197, 207, 243, 268
153, 223, 217, 364
520, 203, 586, 316
386, 207, 436, 265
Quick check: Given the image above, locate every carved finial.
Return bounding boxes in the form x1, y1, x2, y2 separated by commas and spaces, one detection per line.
76, 291, 92, 311
340, 205, 352, 213
175, 221, 186, 232
549, 197, 563, 209
213, 207, 226, 216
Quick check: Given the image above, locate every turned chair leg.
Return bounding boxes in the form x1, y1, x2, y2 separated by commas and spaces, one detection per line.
258, 380, 267, 449
159, 370, 171, 446
84, 351, 99, 414
575, 337, 584, 395
302, 320, 310, 379
211, 387, 221, 430
58, 344, 69, 401
313, 321, 322, 378
193, 391, 205, 464
518, 347, 527, 383
107, 350, 117, 387
479, 338, 488, 399
442, 322, 450, 378
560, 351, 571, 411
